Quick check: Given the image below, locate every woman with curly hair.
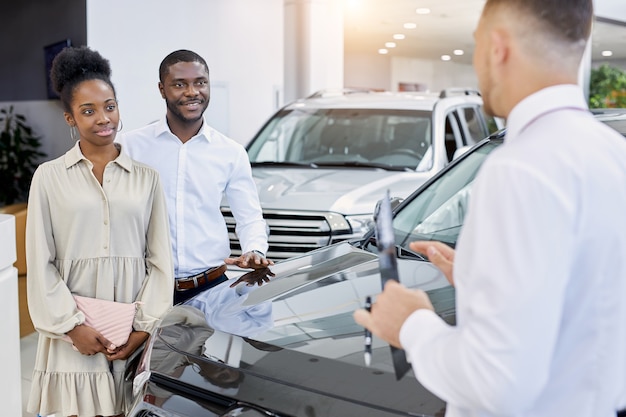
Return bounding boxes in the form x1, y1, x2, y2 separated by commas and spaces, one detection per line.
25, 46, 174, 417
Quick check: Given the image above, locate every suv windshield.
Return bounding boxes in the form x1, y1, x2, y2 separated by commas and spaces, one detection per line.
247, 108, 434, 170
389, 139, 502, 249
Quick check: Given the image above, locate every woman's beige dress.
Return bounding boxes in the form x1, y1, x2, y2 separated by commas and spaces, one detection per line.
26, 142, 174, 417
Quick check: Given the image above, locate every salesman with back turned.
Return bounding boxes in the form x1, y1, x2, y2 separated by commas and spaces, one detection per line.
354, 1, 626, 416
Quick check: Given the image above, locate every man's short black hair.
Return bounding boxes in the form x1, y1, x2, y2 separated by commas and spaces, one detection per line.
159, 50, 210, 82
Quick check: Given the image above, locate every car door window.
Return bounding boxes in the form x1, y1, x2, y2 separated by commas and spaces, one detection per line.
444, 112, 464, 162
459, 106, 488, 145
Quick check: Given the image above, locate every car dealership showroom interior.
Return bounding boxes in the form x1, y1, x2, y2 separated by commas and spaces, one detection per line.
2, 0, 626, 416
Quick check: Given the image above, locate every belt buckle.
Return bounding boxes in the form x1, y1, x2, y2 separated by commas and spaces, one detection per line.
193, 275, 200, 288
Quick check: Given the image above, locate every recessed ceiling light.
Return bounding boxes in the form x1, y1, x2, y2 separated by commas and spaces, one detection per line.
404, 22, 417, 29
378, 48, 389, 54
385, 42, 396, 48
602, 50, 613, 57
453, 49, 464, 56
441, 55, 451, 61
416, 8, 431, 15
393, 33, 405, 40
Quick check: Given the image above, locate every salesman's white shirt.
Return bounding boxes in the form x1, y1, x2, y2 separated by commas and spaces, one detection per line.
118, 118, 268, 278
400, 85, 626, 417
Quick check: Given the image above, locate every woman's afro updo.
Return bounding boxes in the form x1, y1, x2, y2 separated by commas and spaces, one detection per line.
50, 46, 115, 111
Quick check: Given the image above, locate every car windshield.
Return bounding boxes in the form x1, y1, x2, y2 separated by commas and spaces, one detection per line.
247, 108, 434, 170
389, 139, 502, 249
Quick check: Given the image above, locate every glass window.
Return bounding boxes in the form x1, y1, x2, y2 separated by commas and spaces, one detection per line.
391, 139, 502, 248
247, 108, 434, 170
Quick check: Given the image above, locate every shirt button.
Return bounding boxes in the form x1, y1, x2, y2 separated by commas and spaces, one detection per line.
103, 244, 108, 249
104, 220, 108, 225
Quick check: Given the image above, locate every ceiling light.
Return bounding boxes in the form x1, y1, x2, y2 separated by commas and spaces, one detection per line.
393, 33, 405, 40
601, 50, 613, 57
378, 48, 389, 54
385, 42, 396, 48
403, 22, 417, 29
441, 55, 451, 61
416, 8, 431, 15
453, 49, 464, 56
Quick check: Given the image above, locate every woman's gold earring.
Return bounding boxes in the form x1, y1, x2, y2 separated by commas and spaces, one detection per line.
70, 125, 78, 141
117, 119, 123, 132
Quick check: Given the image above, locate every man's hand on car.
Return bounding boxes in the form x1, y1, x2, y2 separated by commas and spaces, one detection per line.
225, 251, 274, 270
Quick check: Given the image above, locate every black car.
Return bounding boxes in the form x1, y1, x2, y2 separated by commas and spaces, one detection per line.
127, 112, 626, 417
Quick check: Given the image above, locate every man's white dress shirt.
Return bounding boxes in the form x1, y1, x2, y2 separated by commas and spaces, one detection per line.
119, 118, 268, 278
400, 85, 626, 417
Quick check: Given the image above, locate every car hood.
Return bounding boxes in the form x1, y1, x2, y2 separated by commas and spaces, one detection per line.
143, 242, 453, 417
248, 167, 433, 214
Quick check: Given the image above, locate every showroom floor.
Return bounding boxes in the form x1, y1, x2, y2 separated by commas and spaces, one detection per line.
19, 273, 39, 417
21, 332, 38, 417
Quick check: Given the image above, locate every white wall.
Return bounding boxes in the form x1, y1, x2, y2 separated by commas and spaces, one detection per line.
284, 0, 344, 102
391, 56, 477, 93
344, 54, 476, 94
344, 52, 391, 91
86, 0, 284, 145
595, 0, 626, 20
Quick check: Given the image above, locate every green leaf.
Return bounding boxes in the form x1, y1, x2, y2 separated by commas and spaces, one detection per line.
0, 106, 46, 205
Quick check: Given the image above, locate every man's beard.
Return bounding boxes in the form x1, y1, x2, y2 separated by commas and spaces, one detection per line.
166, 98, 207, 124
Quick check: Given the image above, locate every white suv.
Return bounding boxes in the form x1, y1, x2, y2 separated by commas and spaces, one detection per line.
222, 88, 501, 260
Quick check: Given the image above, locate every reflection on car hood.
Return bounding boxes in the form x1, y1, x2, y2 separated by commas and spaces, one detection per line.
146, 242, 453, 417
250, 167, 433, 214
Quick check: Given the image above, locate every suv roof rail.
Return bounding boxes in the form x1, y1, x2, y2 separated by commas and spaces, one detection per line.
306, 88, 379, 99
439, 88, 482, 99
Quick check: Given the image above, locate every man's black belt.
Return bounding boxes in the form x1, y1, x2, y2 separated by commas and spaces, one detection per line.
175, 264, 227, 291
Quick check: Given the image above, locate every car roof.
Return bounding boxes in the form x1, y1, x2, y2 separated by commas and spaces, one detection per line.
283, 88, 484, 112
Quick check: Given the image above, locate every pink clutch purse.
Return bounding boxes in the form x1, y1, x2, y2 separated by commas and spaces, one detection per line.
64, 295, 139, 348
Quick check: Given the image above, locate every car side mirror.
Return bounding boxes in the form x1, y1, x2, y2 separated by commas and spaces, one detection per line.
373, 196, 403, 221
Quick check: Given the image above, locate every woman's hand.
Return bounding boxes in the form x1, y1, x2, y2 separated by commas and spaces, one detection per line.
105, 330, 149, 361
66, 324, 115, 355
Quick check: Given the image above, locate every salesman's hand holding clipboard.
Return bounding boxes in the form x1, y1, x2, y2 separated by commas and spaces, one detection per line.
354, 189, 437, 380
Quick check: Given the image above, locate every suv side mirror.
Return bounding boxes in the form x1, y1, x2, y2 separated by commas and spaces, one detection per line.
373, 196, 404, 221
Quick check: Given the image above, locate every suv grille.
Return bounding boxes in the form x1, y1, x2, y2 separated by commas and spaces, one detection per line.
221, 208, 359, 260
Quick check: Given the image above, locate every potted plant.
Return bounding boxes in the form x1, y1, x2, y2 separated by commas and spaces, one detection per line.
0, 105, 46, 206
589, 64, 626, 108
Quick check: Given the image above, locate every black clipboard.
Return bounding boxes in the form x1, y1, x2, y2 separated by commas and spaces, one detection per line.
375, 189, 412, 380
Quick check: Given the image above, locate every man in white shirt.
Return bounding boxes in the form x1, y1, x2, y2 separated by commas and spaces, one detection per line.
354, 1, 626, 416
119, 50, 272, 304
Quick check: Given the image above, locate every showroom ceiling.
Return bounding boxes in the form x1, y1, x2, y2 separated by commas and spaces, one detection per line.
344, 0, 626, 64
